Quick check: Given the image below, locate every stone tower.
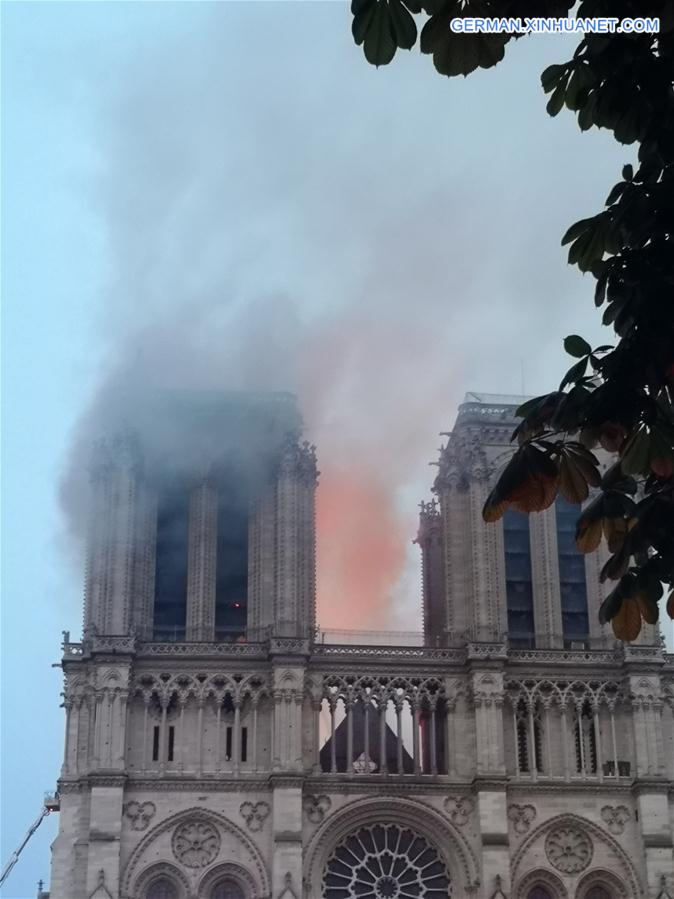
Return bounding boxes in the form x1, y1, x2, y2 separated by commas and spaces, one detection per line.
49, 391, 674, 899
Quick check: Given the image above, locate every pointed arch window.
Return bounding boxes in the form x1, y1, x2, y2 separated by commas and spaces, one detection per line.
527, 889, 553, 899
146, 879, 178, 899
515, 699, 544, 775
585, 887, 612, 899
574, 701, 597, 775
211, 881, 245, 899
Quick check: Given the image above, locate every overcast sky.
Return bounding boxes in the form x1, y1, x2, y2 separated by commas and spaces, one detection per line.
2, 3, 672, 896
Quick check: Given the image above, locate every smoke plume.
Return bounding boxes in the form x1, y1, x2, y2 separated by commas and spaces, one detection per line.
59, 3, 618, 629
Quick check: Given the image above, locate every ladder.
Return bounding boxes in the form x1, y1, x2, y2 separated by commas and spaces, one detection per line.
0, 794, 59, 889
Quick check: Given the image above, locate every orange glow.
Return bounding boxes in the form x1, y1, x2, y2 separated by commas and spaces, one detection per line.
316, 466, 406, 630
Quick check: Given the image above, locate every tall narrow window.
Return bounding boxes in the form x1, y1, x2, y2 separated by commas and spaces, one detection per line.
533, 709, 544, 774
556, 498, 589, 646
241, 726, 248, 763
514, 700, 544, 775
225, 726, 233, 761
215, 482, 248, 641
167, 725, 175, 762
516, 700, 529, 773
574, 702, 597, 775
152, 726, 160, 762
504, 509, 534, 647
153, 483, 189, 640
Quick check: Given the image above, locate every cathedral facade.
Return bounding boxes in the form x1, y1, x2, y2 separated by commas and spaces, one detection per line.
49, 392, 674, 899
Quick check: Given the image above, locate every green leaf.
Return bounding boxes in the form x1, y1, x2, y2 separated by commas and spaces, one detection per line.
560, 357, 588, 389
605, 181, 626, 206
389, 0, 418, 49
352, 0, 378, 44
561, 217, 593, 246
598, 582, 623, 624
564, 68, 583, 111
577, 92, 596, 131
363, 0, 397, 66
621, 427, 651, 476
564, 334, 591, 358
420, 0, 449, 14
546, 82, 566, 116
540, 63, 566, 93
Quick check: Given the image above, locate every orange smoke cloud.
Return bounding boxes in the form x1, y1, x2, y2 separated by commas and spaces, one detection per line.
316, 466, 407, 630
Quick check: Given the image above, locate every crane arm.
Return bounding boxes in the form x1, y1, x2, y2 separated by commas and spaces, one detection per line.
0, 807, 50, 888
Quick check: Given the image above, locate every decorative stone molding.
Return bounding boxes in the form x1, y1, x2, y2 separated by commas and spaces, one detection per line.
303, 794, 331, 824
312, 644, 466, 662
127, 778, 271, 792
90, 635, 137, 654
656, 874, 674, 899
434, 430, 491, 491
490, 874, 507, 899
277, 871, 299, 899
601, 804, 630, 835
303, 795, 479, 893
507, 804, 536, 835
138, 641, 267, 658
239, 800, 270, 832
444, 796, 474, 827
130, 670, 269, 707
270, 637, 310, 656
88, 870, 113, 899
512, 813, 642, 898
123, 801, 156, 831
171, 819, 221, 867
467, 642, 507, 662
544, 825, 593, 873
508, 646, 620, 664
122, 806, 270, 898
505, 676, 622, 712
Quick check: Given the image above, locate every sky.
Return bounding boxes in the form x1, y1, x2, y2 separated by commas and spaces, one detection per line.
2, 3, 672, 897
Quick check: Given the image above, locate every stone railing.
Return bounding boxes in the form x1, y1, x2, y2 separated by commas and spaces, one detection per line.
311, 644, 467, 663
138, 640, 268, 658
62, 641, 84, 659
508, 647, 621, 666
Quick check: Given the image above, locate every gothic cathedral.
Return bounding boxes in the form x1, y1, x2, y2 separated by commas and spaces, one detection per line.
49, 391, 674, 899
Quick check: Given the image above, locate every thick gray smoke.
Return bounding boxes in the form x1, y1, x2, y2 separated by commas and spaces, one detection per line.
60, 3, 627, 629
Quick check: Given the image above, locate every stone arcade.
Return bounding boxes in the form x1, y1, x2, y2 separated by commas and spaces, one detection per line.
49, 391, 674, 899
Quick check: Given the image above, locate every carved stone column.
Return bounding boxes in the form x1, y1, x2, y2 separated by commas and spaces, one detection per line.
84, 430, 142, 636
529, 504, 563, 648
131, 485, 157, 640
274, 440, 318, 638
471, 671, 506, 775
435, 429, 502, 642
186, 477, 217, 641
414, 500, 446, 645
248, 485, 277, 639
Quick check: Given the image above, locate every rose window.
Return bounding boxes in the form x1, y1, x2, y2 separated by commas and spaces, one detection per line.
544, 826, 593, 874
171, 819, 221, 868
323, 823, 452, 898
